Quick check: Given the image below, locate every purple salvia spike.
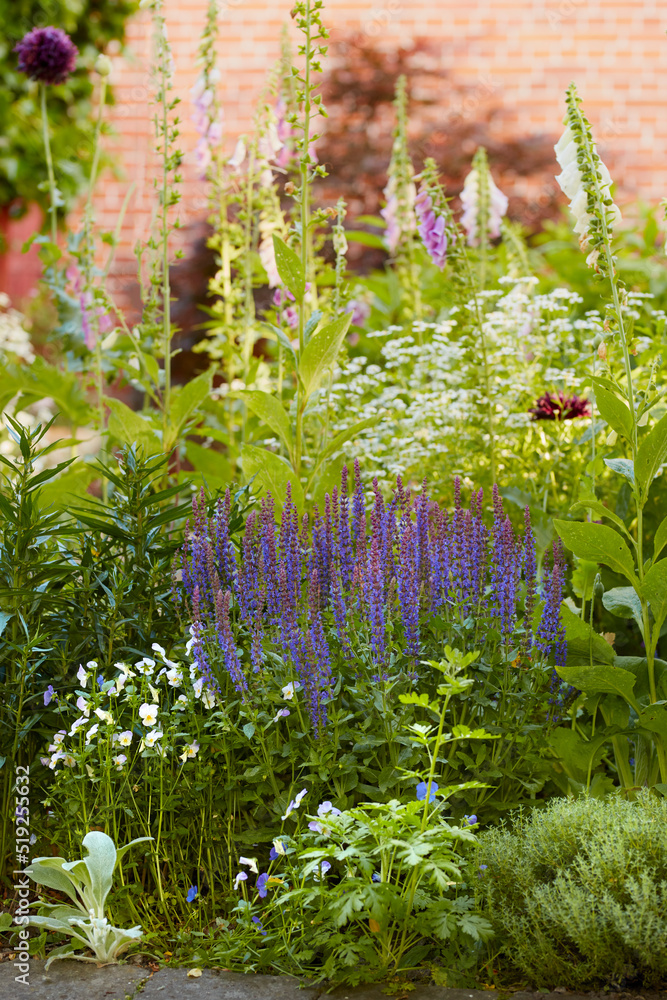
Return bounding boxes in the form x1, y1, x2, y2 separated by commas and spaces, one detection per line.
214, 589, 247, 693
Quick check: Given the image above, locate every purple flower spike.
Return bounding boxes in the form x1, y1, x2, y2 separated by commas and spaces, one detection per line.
415, 186, 447, 269
15, 28, 78, 85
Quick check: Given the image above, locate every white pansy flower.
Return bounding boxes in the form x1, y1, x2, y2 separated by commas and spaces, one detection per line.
179, 741, 200, 762
192, 677, 204, 699
174, 695, 188, 711
239, 856, 258, 874
116, 730, 133, 747
151, 643, 166, 658
166, 667, 183, 688
281, 681, 297, 701
144, 729, 164, 748
272, 838, 287, 856
139, 703, 159, 727
69, 716, 87, 737
202, 689, 216, 709
135, 658, 155, 675
112, 754, 127, 771
63, 754, 76, 768
85, 723, 99, 744
76, 664, 90, 688
86, 660, 98, 670
76, 696, 90, 717
148, 684, 160, 701
94, 708, 114, 724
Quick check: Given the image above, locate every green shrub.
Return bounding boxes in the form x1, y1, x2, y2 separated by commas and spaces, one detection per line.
475, 793, 667, 990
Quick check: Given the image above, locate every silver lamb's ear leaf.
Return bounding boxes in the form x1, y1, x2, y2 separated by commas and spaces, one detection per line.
115, 836, 154, 865
81, 832, 117, 913
23, 861, 82, 906
61, 859, 92, 885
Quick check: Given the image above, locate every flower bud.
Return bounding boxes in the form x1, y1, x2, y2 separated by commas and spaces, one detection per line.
95, 54, 112, 77
606, 429, 618, 446
597, 341, 607, 361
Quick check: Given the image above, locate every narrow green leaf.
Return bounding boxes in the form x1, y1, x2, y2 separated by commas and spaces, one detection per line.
653, 514, 667, 562
242, 390, 294, 459
169, 371, 212, 435
299, 313, 352, 401
593, 383, 633, 440
636, 410, 667, 497
272, 235, 305, 301
240, 444, 304, 512
554, 519, 638, 587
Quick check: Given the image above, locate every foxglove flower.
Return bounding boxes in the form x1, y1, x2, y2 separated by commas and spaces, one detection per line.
555, 84, 621, 249
460, 147, 508, 247
415, 186, 447, 269
15, 27, 78, 85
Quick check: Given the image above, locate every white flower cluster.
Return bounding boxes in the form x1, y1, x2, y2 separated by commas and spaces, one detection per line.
0, 293, 34, 364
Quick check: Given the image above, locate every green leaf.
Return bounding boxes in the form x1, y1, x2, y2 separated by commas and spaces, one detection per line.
561, 604, 615, 665
636, 410, 667, 497
593, 383, 633, 440
185, 442, 232, 485
272, 235, 305, 301
637, 703, 667, 742
242, 390, 294, 459
548, 727, 608, 780
37, 462, 96, 511
242, 723, 255, 740
115, 836, 153, 866
602, 586, 645, 635
262, 322, 297, 368
0, 612, 13, 636
556, 664, 639, 710
654, 515, 667, 562
299, 314, 352, 401
240, 444, 304, 512
81, 831, 117, 914
168, 371, 212, 441
604, 458, 635, 485
106, 399, 161, 455
642, 558, 667, 634
0, 911, 13, 932
554, 519, 638, 587
569, 498, 633, 541
310, 417, 380, 478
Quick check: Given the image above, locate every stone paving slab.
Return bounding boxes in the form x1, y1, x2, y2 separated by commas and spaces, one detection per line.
1, 962, 663, 1000
0, 958, 149, 999
138, 969, 319, 1000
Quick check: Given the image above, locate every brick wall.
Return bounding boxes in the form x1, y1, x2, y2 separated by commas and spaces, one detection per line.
4, 0, 667, 304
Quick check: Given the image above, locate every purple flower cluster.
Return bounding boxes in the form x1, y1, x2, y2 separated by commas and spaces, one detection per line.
175, 468, 567, 735
15, 27, 78, 85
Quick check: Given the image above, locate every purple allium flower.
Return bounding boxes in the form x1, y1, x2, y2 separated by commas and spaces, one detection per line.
416, 780, 438, 803
529, 391, 591, 421
44, 685, 55, 706
415, 186, 447, 268
15, 27, 78, 85
186, 884, 198, 902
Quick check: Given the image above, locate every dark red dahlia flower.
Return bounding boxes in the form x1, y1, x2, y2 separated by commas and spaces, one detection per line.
529, 391, 591, 421
15, 27, 78, 85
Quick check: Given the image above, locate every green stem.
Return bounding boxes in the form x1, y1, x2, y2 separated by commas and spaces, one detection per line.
40, 85, 58, 247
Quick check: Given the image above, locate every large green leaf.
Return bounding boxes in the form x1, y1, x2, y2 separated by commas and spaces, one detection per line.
637, 704, 667, 742
556, 664, 639, 710
185, 442, 231, 485
548, 727, 608, 780
554, 519, 638, 586
272, 235, 305, 301
602, 586, 645, 636
568, 498, 633, 542
636, 410, 667, 498
299, 314, 352, 401
592, 382, 633, 440
561, 604, 615, 665
167, 371, 212, 446
106, 399, 160, 455
242, 390, 294, 460
81, 831, 117, 915
642, 558, 667, 633
240, 444, 304, 511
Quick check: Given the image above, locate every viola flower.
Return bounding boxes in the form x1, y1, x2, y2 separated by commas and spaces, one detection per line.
281, 788, 307, 821
15, 27, 78, 85
76, 695, 90, 717
139, 703, 159, 727
252, 915, 267, 936
135, 658, 155, 675
151, 643, 167, 658
179, 741, 200, 763
69, 717, 87, 737
112, 754, 127, 771
281, 681, 296, 700
529, 391, 591, 421
144, 729, 164, 749
94, 708, 114, 725
62, 754, 76, 768
270, 838, 288, 860
85, 723, 99, 745
239, 856, 259, 874
272, 708, 290, 723
115, 731, 133, 747
463, 814, 478, 826
256, 873, 268, 899
416, 780, 439, 803
308, 800, 342, 835
43, 685, 55, 707
233, 871, 248, 891
76, 664, 90, 688
166, 666, 183, 687
313, 860, 331, 881
186, 884, 198, 903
